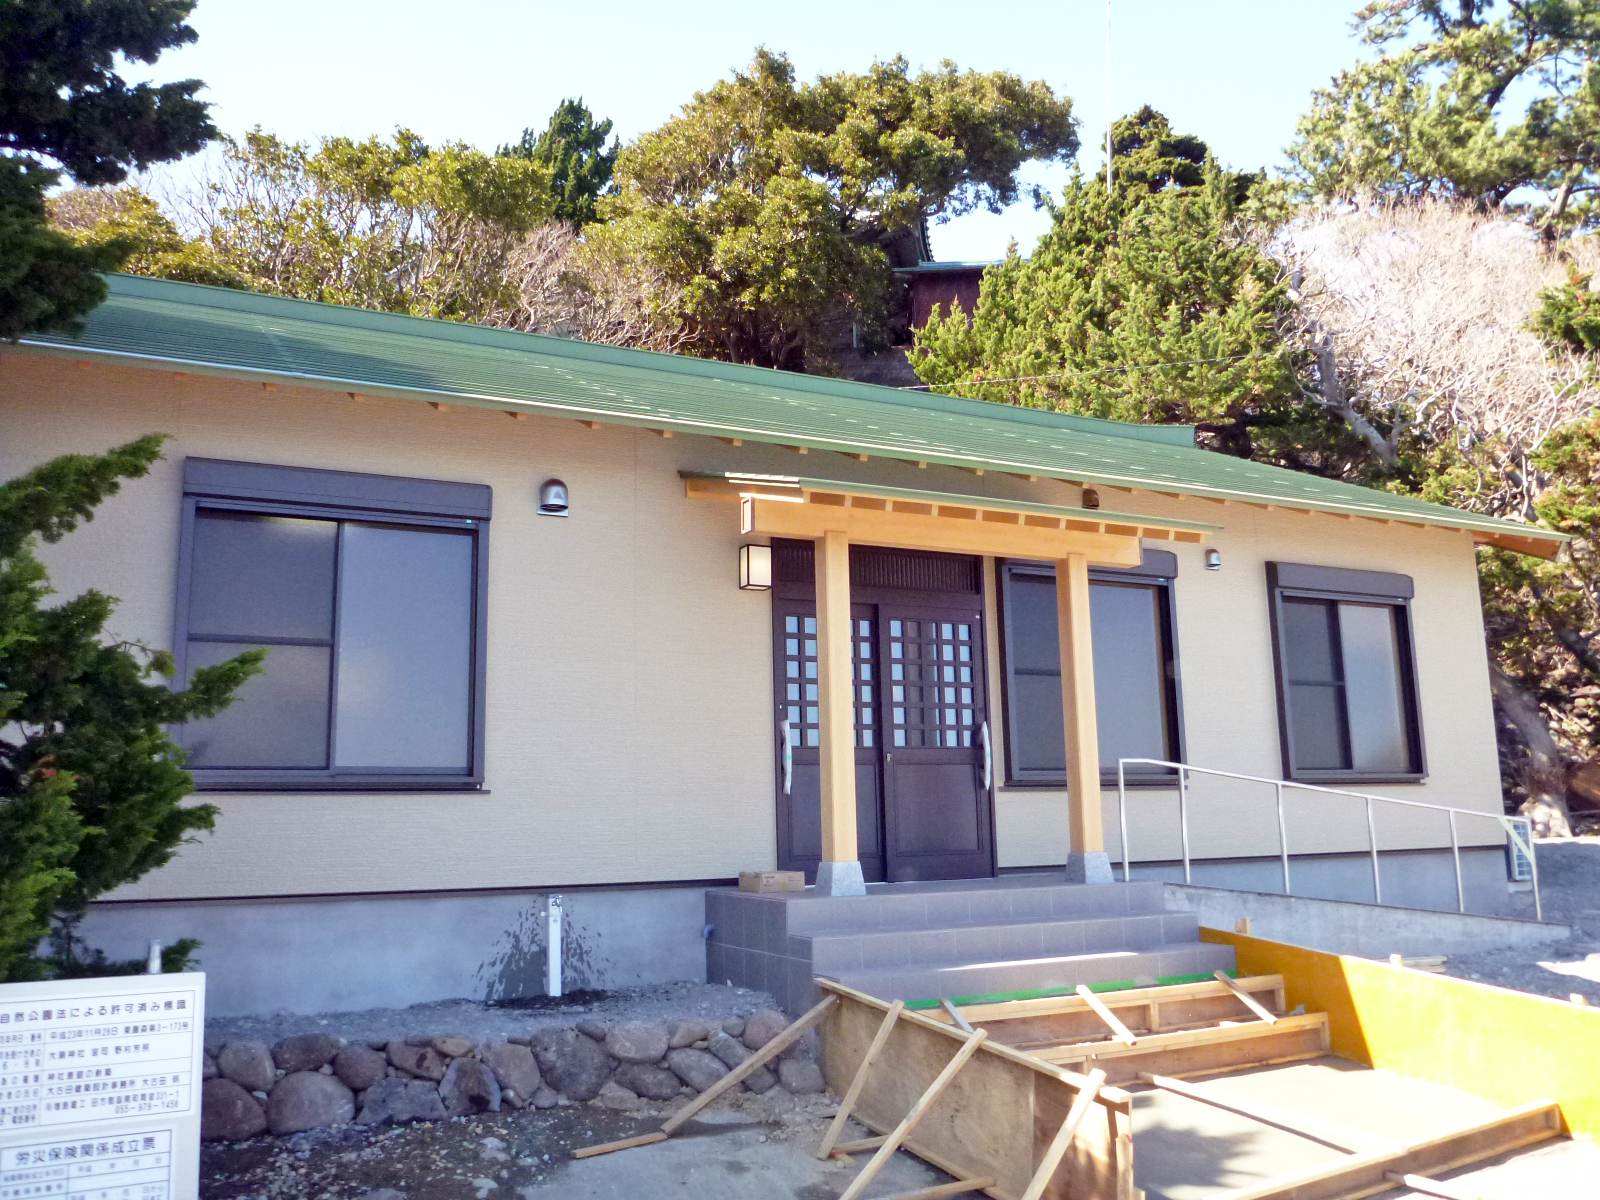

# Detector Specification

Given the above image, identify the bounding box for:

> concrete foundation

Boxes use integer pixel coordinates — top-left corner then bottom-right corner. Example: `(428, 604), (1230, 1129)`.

(1102, 846), (1519, 916)
(73, 884), (710, 1017)
(1163, 882), (1569, 960)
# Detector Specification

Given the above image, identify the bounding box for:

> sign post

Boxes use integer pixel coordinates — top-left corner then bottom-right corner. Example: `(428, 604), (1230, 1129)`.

(1, 973), (205, 1200)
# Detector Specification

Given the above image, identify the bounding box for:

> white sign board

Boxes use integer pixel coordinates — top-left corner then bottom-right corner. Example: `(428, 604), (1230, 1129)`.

(0, 972), (204, 1200)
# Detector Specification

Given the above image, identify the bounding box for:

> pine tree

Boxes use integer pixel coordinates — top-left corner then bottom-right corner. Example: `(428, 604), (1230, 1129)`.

(910, 109), (1358, 470)
(0, 437), (262, 980)
(501, 99), (618, 227)
(0, 1), (216, 336)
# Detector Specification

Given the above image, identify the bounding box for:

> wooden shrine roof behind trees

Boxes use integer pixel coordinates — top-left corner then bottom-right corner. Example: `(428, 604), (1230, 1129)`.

(16, 273), (1567, 558)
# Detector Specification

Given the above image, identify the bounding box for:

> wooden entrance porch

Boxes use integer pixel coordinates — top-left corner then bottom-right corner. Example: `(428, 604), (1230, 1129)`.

(687, 471), (1216, 893)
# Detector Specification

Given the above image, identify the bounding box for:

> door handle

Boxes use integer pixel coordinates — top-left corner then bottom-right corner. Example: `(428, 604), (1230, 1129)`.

(980, 720), (992, 791)
(779, 717), (793, 796)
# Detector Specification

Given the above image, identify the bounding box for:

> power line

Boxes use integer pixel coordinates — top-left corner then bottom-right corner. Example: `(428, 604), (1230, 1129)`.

(900, 353), (1259, 392)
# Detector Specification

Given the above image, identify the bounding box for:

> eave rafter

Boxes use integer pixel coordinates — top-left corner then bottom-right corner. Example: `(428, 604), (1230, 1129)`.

(683, 472), (1216, 566)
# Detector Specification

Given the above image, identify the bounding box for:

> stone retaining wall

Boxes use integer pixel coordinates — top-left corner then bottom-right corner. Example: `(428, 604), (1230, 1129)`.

(200, 1011), (824, 1141)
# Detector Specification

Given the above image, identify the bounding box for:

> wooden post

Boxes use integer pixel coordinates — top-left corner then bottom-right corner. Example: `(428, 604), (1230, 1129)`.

(1056, 553), (1108, 879)
(815, 529), (864, 894)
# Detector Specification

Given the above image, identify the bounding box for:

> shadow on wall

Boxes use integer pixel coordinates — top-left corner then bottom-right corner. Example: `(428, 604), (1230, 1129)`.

(476, 898), (616, 1001)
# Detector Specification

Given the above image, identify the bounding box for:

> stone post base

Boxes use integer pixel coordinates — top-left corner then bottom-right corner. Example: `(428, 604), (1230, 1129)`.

(1064, 851), (1114, 884)
(814, 860), (868, 896)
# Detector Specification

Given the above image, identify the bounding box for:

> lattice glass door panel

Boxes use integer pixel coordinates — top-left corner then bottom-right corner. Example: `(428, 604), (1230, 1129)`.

(887, 617), (978, 748)
(781, 614), (877, 748)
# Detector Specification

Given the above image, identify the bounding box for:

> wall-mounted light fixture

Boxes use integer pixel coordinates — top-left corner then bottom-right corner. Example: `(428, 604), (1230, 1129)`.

(739, 543), (773, 590)
(1205, 547), (1222, 571)
(1081, 488), (1100, 510)
(538, 478), (569, 517)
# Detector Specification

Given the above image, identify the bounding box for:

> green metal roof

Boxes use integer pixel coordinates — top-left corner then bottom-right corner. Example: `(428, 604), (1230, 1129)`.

(14, 274), (1565, 556)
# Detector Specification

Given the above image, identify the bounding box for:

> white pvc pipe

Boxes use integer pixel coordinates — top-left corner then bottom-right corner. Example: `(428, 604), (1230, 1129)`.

(545, 895), (564, 998)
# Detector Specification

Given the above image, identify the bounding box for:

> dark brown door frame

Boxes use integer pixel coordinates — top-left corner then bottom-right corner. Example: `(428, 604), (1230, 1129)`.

(770, 541), (997, 883)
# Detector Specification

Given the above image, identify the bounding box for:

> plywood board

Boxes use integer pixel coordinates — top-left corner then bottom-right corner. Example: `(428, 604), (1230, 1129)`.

(819, 980), (1131, 1200)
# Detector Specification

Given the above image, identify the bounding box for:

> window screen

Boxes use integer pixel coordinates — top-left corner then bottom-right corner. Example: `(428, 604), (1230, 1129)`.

(999, 558), (1181, 785)
(1269, 563), (1421, 780)
(175, 459), (489, 789)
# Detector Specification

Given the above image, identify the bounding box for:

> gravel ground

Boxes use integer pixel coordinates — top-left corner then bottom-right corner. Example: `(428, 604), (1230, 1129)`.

(1446, 836), (1600, 1003)
(204, 981), (775, 1050)
(198, 1087), (933, 1200)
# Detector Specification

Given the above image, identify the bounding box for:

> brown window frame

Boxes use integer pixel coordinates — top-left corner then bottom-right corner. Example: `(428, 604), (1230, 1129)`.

(173, 458), (491, 792)
(1266, 562), (1426, 785)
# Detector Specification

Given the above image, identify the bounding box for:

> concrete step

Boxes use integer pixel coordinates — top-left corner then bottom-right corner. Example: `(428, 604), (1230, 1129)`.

(830, 940), (1237, 1007)
(802, 911), (1201, 974)
(778, 880), (1169, 936)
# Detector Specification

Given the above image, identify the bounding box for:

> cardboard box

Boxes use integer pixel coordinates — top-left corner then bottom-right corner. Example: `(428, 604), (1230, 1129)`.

(739, 870), (806, 893)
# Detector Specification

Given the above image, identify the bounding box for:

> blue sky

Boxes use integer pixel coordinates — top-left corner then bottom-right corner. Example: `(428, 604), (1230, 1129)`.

(133, 0), (1369, 260)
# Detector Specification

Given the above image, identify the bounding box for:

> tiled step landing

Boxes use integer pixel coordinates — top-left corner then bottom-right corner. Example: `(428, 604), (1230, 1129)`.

(705, 875), (1236, 1014)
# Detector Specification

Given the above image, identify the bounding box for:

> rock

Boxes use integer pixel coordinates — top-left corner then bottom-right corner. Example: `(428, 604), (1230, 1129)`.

(355, 1077), (448, 1126)
(386, 1040), (447, 1082)
(431, 1035), (476, 1059)
(721, 1018), (745, 1038)
(611, 1062), (681, 1102)
(604, 1022), (669, 1064)
(476, 1041), (540, 1102)
(271, 1032), (342, 1073)
(705, 1031), (776, 1093)
(359, 1191), (406, 1200)
(333, 1044), (388, 1092)
(575, 1020), (610, 1042)
(531, 1086), (561, 1109)
(202, 1055), (218, 1081)
(216, 1041), (276, 1093)
(439, 1056), (501, 1117)
(777, 1058), (825, 1095)
(267, 1071), (355, 1135)
(665, 1047), (728, 1093)
(507, 1034), (531, 1046)
(667, 1020), (710, 1049)
(530, 1029), (612, 1102)
(201, 1078), (267, 1141)
(203, 1035), (226, 1058)
(741, 1009), (790, 1051)
(596, 1081), (641, 1111)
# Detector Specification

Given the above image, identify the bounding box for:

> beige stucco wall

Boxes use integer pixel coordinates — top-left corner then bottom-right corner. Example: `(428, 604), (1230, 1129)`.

(0, 350), (1506, 899)
(987, 490), (1505, 868)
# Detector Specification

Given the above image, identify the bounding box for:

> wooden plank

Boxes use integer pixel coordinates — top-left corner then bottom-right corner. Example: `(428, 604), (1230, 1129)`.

(1211, 1100), (1561, 1200)
(1215, 971), (1279, 1025)
(1040, 1014), (1332, 1085)
(661, 995), (837, 1134)
(571, 1131), (667, 1159)
(1038, 1013), (1328, 1064)
(837, 1030), (989, 1200)
(1075, 986), (1137, 1045)
(881, 1179), (998, 1200)
(1137, 1072), (1399, 1153)
(1020, 1068), (1107, 1200)
(831, 1135), (890, 1156)
(818, 979), (1132, 1199)
(930, 977), (1284, 1027)
(818, 999), (904, 1158)
(1383, 1171), (1488, 1200)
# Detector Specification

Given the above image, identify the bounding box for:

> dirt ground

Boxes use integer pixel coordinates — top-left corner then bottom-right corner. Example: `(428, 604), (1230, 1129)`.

(1450, 836), (1600, 1003)
(198, 1091), (949, 1200)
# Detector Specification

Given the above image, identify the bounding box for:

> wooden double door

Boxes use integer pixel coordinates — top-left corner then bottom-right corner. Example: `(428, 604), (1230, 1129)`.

(771, 541), (995, 883)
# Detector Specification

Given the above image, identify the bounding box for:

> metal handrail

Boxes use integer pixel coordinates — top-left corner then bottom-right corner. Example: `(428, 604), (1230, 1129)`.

(1115, 759), (1542, 922)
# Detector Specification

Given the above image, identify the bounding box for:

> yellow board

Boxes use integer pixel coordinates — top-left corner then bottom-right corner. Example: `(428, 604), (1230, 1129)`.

(1201, 927), (1600, 1138)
